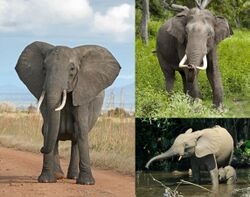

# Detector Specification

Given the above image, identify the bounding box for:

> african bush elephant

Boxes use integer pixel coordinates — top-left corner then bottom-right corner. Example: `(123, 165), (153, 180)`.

(145, 126), (234, 189)
(218, 165), (237, 184)
(156, 3), (233, 108)
(15, 41), (121, 184)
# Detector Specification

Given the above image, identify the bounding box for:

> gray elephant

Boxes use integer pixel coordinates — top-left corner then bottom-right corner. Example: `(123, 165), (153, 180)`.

(218, 165), (237, 184)
(156, 1), (233, 108)
(15, 41), (121, 184)
(145, 126), (234, 189)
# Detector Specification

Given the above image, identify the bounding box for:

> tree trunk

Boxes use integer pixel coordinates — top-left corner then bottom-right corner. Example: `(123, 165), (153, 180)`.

(141, 0), (150, 45)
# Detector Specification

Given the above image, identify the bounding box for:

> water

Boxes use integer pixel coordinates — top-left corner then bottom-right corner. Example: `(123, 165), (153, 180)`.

(136, 169), (250, 197)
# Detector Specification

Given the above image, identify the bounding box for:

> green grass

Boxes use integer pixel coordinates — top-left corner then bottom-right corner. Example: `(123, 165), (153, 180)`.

(136, 29), (250, 117)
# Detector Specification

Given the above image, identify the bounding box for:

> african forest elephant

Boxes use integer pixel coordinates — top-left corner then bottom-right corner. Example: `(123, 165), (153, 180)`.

(218, 165), (237, 184)
(145, 126), (234, 189)
(156, 5), (233, 108)
(15, 41), (121, 184)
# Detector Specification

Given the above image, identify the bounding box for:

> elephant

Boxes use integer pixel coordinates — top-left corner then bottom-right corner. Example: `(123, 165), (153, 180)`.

(145, 125), (234, 189)
(15, 41), (121, 184)
(156, 3), (233, 108)
(218, 165), (237, 184)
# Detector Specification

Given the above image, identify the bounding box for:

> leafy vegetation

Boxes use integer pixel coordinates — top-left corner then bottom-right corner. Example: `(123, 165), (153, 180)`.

(136, 30), (250, 117)
(136, 0), (250, 28)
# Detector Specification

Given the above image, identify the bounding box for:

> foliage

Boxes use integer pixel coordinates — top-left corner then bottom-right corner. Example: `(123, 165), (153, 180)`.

(136, 30), (250, 117)
(107, 107), (131, 117)
(136, 0), (250, 28)
(136, 118), (250, 171)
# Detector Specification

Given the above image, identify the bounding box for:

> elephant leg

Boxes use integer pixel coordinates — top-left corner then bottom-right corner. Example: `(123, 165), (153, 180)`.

(74, 106), (95, 185)
(206, 49), (224, 108)
(164, 69), (175, 93)
(53, 141), (64, 179)
(67, 140), (79, 179)
(179, 70), (187, 93)
(205, 154), (219, 190)
(157, 53), (175, 93)
(38, 112), (56, 183)
(186, 79), (201, 99)
(210, 168), (219, 190)
(191, 157), (201, 184)
(38, 151), (56, 183)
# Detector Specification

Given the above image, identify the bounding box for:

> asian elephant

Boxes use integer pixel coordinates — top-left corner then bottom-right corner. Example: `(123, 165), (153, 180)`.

(156, 5), (233, 108)
(15, 41), (121, 184)
(145, 126), (234, 189)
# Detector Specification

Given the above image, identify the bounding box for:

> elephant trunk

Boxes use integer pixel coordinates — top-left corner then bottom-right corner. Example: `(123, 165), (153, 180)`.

(185, 35), (207, 70)
(145, 149), (176, 169)
(41, 91), (62, 154)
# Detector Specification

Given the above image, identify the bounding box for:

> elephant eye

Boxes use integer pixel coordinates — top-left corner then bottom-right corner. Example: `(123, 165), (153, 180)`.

(69, 63), (75, 71)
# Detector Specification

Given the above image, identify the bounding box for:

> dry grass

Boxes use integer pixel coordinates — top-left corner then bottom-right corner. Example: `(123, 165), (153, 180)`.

(0, 112), (135, 175)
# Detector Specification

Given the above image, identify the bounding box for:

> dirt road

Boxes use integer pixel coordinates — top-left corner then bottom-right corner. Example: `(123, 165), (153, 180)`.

(0, 147), (135, 197)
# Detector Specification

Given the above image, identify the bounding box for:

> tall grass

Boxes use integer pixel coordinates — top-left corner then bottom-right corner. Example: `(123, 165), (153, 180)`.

(0, 112), (134, 175)
(136, 29), (250, 117)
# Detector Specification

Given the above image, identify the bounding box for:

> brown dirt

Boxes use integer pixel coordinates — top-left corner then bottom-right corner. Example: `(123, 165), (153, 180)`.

(0, 146), (135, 197)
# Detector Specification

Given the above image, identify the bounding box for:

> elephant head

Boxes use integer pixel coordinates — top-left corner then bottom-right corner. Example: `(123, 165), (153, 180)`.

(166, 8), (232, 82)
(15, 41), (121, 154)
(145, 126), (233, 168)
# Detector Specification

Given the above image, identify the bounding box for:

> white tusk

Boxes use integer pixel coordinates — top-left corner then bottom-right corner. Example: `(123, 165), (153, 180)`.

(179, 54), (188, 68)
(37, 90), (45, 112)
(55, 90), (67, 111)
(178, 156), (182, 161)
(196, 55), (207, 70)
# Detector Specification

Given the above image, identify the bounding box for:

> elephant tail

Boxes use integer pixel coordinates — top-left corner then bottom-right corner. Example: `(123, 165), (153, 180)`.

(228, 150), (234, 165)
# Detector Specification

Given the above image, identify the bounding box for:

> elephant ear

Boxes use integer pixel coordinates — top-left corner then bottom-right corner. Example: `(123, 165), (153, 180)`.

(214, 16), (233, 44)
(72, 46), (121, 106)
(166, 10), (188, 44)
(194, 129), (221, 158)
(15, 41), (54, 99)
(185, 128), (193, 134)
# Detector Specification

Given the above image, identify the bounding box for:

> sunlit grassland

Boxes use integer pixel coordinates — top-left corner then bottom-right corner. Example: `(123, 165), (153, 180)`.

(0, 112), (135, 175)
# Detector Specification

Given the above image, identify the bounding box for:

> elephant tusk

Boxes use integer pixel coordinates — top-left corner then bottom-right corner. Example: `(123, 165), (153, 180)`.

(179, 54), (188, 68)
(55, 90), (67, 111)
(37, 90), (45, 112)
(196, 55), (207, 70)
(178, 156), (182, 161)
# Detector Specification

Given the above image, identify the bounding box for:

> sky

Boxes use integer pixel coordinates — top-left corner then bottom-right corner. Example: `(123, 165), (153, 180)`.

(0, 0), (135, 91)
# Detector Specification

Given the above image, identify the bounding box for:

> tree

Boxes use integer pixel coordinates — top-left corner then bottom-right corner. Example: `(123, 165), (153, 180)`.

(140, 0), (150, 44)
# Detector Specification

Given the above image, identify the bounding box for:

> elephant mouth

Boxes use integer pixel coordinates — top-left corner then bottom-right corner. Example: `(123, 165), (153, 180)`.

(179, 54), (207, 70)
(37, 90), (67, 112)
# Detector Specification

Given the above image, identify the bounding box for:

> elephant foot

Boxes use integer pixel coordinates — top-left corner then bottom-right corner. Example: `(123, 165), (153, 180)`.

(67, 171), (79, 180)
(76, 172), (95, 185)
(54, 171), (64, 180)
(38, 170), (57, 183)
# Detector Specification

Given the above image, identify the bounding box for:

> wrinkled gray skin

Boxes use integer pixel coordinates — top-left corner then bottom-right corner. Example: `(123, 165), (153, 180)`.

(157, 8), (233, 107)
(218, 165), (237, 184)
(145, 126), (234, 189)
(15, 41), (120, 185)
